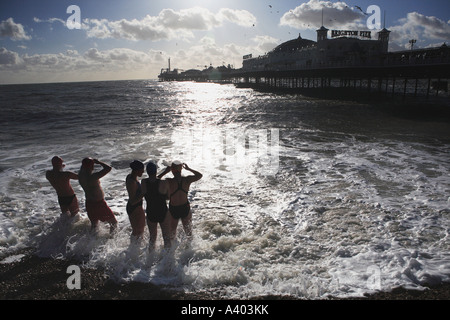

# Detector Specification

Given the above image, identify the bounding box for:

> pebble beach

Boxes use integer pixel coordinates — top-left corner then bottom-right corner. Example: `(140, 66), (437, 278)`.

(1, 250), (449, 301)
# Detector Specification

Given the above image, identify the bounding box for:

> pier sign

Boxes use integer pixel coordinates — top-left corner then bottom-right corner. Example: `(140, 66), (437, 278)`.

(331, 30), (372, 39)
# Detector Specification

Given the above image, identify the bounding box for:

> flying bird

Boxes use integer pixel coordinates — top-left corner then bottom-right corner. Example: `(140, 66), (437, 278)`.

(355, 5), (369, 15)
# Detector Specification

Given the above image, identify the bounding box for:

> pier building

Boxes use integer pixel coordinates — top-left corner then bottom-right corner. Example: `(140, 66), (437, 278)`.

(158, 25), (449, 99)
(242, 26), (390, 71)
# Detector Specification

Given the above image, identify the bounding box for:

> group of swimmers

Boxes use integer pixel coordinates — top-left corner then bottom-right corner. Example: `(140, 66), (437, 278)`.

(45, 156), (202, 250)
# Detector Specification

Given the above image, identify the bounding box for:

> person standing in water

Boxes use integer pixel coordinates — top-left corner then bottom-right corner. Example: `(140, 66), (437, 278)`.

(78, 158), (117, 233)
(125, 160), (146, 242)
(46, 156), (80, 218)
(141, 161), (171, 251)
(167, 161), (202, 242)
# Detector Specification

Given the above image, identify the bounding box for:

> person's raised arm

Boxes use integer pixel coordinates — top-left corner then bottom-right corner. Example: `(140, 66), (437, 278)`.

(157, 166), (171, 179)
(183, 163), (202, 183)
(67, 171), (79, 180)
(92, 159), (112, 179)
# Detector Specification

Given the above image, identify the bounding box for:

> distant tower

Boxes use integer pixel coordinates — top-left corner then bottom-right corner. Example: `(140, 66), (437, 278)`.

(316, 7), (328, 42)
(377, 11), (390, 53)
(317, 26), (329, 42)
(377, 28), (391, 53)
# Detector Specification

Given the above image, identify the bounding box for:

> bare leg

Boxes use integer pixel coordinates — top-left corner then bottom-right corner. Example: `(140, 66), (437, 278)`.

(181, 210), (193, 240)
(160, 211), (172, 249)
(108, 218), (118, 234)
(169, 214), (179, 244)
(91, 221), (99, 232)
(147, 221), (158, 251)
(129, 207), (146, 238)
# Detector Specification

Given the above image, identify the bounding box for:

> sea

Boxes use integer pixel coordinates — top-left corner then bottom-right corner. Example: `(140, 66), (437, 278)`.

(0, 79), (449, 299)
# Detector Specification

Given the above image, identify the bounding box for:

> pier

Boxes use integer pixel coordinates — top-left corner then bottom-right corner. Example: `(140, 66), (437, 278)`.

(159, 26), (450, 100)
(159, 57), (449, 100)
(228, 58), (450, 99)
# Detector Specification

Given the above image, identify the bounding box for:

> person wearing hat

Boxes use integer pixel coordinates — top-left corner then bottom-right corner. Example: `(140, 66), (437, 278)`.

(166, 161), (202, 242)
(46, 156), (80, 218)
(141, 161), (171, 250)
(78, 158), (117, 234)
(125, 160), (146, 242)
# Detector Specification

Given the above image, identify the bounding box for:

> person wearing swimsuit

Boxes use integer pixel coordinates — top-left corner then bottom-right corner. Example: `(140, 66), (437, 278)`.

(167, 161), (202, 242)
(141, 161), (171, 250)
(79, 158), (117, 234)
(46, 156), (80, 219)
(125, 160), (146, 242)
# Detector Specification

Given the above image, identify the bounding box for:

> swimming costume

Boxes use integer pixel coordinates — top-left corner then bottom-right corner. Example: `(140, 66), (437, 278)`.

(144, 179), (168, 223)
(126, 200), (143, 215)
(126, 176), (143, 215)
(169, 179), (188, 199)
(169, 178), (190, 219)
(169, 202), (190, 220)
(58, 194), (79, 216)
(85, 199), (116, 223)
(58, 194), (76, 206)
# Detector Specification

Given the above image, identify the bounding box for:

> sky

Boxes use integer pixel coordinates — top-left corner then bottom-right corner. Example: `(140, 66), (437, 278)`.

(0, 0), (449, 84)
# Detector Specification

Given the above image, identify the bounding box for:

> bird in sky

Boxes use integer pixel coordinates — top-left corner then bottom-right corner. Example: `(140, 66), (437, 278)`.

(355, 5), (369, 15)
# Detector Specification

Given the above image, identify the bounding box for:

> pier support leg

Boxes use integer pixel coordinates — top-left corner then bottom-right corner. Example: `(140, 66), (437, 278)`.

(403, 78), (408, 99)
(414, 78), (418, 97)
(392, 77), (396, 97)
(436, 78), (440, 97)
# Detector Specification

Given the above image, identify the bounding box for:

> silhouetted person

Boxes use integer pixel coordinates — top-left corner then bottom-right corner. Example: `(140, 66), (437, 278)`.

(46, 156), (79, 218)
(79, 158), (117, 233)
(126, 160), (146, 242)
(167, 161), (202, 242)
(141, 161), (171, 251)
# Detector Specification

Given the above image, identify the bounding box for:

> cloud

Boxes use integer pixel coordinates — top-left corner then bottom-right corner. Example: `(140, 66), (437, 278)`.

(167, 36), (249, 70)
(389, 12), (450, 49)
(84, 47), (150, 65)
(33, 17), (66, 26)
(0, 47), (22, 65)
(251, 35), (280, 55)
(217, 8), (257, 27)
(280, 0), (365, 30)
(82, 7), (256, 41)
(0, 18), (31, 41)
(0, 39), (252, 83)
(0, 46), (172, 83)
(0, 47), (159, 72)
(30, 7), (255, 42)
